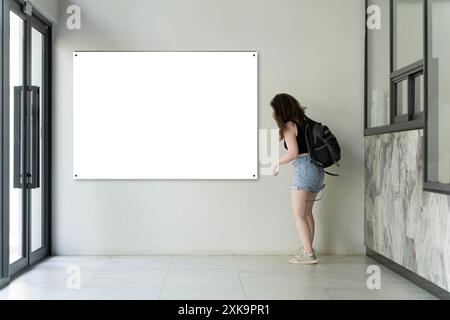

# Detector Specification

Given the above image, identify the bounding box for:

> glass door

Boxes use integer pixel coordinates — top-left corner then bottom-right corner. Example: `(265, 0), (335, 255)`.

(0, 0), (8, 288)
(29, 15), (49, 266)
(8, 2), (27, 274)
(5, 0), (51, 277)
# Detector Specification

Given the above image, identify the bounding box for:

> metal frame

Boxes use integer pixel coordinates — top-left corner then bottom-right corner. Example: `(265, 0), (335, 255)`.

(0, 0), (9, 290)
(391, 0), (425, 125)
(8, 0), (28, 275)
(423, 0), (450, 195)
(390, 60), (424, 124)
(365, 1), (450, 195)
(1, 0), (52, 281)
(28, 11), (50, 267)
(364, 0), (425, 136)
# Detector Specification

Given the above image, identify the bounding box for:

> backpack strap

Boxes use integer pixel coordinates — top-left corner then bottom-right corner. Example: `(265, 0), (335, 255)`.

(304, 121), (313, 155)
(325, 170), (339, 177)
(305, 184), (326, 202)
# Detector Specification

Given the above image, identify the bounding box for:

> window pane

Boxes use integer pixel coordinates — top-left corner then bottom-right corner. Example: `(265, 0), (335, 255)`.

(394, 0), (424, 70)
(9, 11), (25, 264)
(367, 0), (390, 128)
(396, 79), (408, 116)
(414, 74), (424, 113)
(427, 0), (450, 185)
(31, 28), (44, 252)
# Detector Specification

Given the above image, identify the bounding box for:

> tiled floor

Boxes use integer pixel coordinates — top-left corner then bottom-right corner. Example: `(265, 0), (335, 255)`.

(0, 255), (438, 300)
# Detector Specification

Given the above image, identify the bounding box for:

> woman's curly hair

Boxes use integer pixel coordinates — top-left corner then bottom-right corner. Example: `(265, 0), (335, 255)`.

(271, 93), (307, 140)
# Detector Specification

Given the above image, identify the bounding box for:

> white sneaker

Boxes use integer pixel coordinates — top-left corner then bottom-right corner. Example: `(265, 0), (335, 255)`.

(288, 251), (318, 265)
(288, 247), (305, 260)
(288, 247), (316, 260)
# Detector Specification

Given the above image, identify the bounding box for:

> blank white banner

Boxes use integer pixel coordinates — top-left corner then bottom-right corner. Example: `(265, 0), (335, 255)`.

(73, 51), (258, 180)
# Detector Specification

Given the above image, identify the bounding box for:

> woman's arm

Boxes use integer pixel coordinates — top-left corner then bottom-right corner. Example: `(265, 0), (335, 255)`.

(273, 122), (299, 176)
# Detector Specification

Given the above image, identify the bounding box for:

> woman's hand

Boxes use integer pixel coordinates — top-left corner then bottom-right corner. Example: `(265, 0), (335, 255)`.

(272, 162), (280, 176)
(272, 122), (300, 176)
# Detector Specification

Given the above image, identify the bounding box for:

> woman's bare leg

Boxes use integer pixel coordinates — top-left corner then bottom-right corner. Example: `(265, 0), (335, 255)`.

(305, 192), (318, 247)
(291, 189), (313, 254)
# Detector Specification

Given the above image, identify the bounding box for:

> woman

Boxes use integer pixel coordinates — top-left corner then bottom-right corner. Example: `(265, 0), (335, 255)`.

(271, 93), (325, 265)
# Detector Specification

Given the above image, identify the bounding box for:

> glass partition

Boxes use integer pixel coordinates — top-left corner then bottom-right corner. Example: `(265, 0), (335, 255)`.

(31, 27), (44, 253)
(426, 0), (450, 190)
(365, 0), (425, 134)
(393, 0), (424, 70)
(366, 0), (391, 128)
(9, 10), (25, 265)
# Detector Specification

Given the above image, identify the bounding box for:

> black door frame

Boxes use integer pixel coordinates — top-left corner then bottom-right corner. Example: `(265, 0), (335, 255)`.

(0, 0), (7, 290)
(1, 0), (52, 281)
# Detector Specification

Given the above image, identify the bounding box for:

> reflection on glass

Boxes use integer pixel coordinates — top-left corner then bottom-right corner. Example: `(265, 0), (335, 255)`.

(367, 0), (391, 128)
(31, 28), (44, 252)
(396, 80), (408, 116)
(9, 12), (25, 264)
(415, 74), (424, 113)
(394, 0), (424, 70)
(427, 0), (450, 185)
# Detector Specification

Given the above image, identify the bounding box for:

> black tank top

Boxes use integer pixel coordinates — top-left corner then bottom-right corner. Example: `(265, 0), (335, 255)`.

(284, 120), (309, 154)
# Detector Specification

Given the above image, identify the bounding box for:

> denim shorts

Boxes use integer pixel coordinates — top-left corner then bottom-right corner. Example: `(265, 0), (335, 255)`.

(291, 154), (325, 193)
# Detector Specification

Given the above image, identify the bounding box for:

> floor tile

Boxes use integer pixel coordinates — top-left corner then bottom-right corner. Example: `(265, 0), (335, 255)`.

(99, 259), (170, 272)
(171, 256), (236, 270)
(0, 255), (439, 300)
(109, 256), (171, 262)
(244, 286), (332, 300)
(35, 256), (110, 272)
(12, 266), (98, 290)
(302, 263), (377, 274)
(312, 275), (407, 289)
(234, 255), (288, 264)
(325, 287), (420, 300)
(74, 286), (161, 300)
(317, 255), (377, 265)
(238, 264), (315, 279)
(0, 281), (78, 300)
(84, 273), (167, 289)
(160, 285), (245, 300)
(398, 282), (440, 300)
(241, 276), (320, 291)
(165, 268), (241, 287)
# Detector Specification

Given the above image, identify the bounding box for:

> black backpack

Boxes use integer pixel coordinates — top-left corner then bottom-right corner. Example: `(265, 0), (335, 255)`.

(304, 117), (341, 176)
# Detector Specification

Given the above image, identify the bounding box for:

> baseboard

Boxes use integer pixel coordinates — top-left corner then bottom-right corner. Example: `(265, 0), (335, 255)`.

(0, 277), (10, 290)
(366, 247), (450, 300)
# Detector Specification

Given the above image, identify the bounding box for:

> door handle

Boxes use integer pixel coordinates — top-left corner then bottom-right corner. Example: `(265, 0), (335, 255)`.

(13, 86), (25, 189)
(27, 86), (40, 189)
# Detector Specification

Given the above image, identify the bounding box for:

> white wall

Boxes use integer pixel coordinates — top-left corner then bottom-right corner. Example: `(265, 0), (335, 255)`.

(53, 0), (365, 255)
(32, 0), (58, 22)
